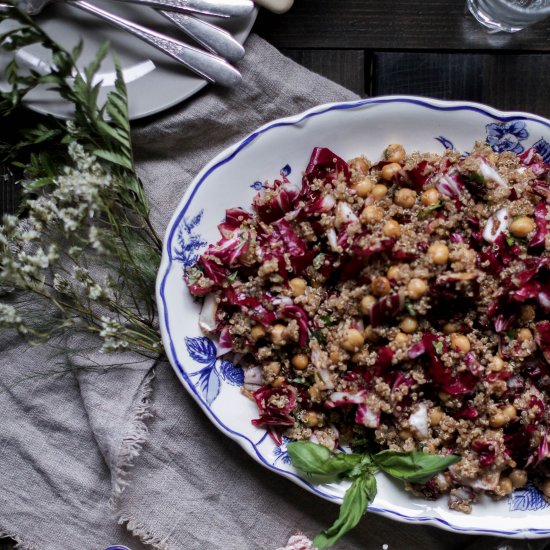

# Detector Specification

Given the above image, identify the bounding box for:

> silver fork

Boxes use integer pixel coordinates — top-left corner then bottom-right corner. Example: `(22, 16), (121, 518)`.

(16, 0), (243, 86)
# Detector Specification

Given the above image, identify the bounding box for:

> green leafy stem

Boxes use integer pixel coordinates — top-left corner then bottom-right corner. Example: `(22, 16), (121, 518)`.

(287, 441), (460, 548)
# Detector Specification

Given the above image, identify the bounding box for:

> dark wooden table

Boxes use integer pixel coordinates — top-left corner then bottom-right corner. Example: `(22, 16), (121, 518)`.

(256, 0), (550, 116)
(2, 1), (550, 548)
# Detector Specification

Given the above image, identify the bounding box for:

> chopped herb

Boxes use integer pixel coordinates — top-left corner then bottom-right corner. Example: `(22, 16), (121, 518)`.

(506, 236), (516, 247)
(405, 301), (416, 317)
(227, 271), (239, 282)
(312, 328), (326, 344)
(320, 314), (334, 325)
(433, 340), (443, 355)
(418, 202), (443, 220)
(506, 328), (517, 341)
(468, 171), (485, 185)
(289, 377), (310, 386)
(313, 253), (325, 270)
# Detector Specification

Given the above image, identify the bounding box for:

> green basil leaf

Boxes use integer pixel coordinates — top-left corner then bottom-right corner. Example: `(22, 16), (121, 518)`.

(313, 473), (377, 548)
(287, 441), (361, 476)
(373, 450), (460, 484)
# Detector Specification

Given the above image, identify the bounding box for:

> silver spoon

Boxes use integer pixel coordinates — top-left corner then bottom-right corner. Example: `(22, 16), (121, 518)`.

(158, 11), (245, 61)
(22, 0), (255, 17)
(17, 0), (242, 86)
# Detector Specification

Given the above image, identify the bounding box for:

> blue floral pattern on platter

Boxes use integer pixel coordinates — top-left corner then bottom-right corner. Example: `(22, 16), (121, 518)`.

(434, 135), (455, 150)
(533, 137), (550, 163)
(184, 336), (242, 405)
(509, 484), (550, 512)
(273, 436), (293, 465)
(250, 164), (292, 190)
(250, 180), (263, 190)
(174, 209), (207, 268)
(486, 120), (529, 154)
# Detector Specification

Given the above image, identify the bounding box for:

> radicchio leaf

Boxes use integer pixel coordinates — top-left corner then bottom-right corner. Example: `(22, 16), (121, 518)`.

(251, 385), (297, 427)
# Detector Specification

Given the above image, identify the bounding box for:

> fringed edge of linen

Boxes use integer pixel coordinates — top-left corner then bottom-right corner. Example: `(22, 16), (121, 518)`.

(116, 513), (174, 550)
(109, 366), (156, 510)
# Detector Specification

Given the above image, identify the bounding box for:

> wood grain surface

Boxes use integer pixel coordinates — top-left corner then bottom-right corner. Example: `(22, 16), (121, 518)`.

(256, 0), (550, 50)
(372, 52), (550, 118)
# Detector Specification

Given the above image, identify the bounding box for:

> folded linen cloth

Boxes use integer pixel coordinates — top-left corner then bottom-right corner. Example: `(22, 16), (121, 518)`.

(0, 34), (530, 550)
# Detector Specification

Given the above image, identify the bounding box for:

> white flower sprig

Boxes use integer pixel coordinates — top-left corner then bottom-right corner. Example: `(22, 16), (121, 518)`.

(0, 143), (162, 355)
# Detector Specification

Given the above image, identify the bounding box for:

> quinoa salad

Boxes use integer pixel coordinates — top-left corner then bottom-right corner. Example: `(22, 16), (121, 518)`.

(185, 142), (550, 513)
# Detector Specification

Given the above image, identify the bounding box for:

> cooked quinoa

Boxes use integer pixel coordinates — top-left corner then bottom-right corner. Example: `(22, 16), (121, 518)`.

(186, 142), (550, 513)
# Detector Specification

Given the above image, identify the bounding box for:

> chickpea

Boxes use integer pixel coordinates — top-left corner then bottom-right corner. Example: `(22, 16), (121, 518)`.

(371, 276), (391, 297)
(509, 469), (528, 489)
(502, 404), (517, 420)
(380, 162), (402, 181)
(383, 219), (401, 237)
(394, 188), (417, 208)
(518, 328), (533, 342)
(439, 391), (451, 402)
(509, 216), (535, 238)
(303, 411), (322, 428)
(520, 304), (536, 322)
(489, 356), (505, 372)
(251, 325), (266, 341)
(264, 361), (281, 376)
(364, 325), (380, 342)
(489, 413), (509, 428)
(407, 278), (427, 300)
(421, 188), (440, 206)
(451, 333), (471, 353)
(308, 384), (322, 402)
(384, 143), (406, 164)
(498, 477), (514, 495)
(387, 265), (401, 280)
(329, 350), (342, 363)
(292, 353), (309, 370)
(394, 332), (412, 346)
(443, 323), (460, 335)
(271, 376), (286, 388)
(372, 183), (389, 200)
(342, 329), (365, 352)
(353, 177), (374, 198)
(289, 277), (307, 297)
(400, 316), (418, 334)
(360, 295), (376, 315)
(542, 479), (550, 498)
(428, 242), (449, 265)
(430, 407), (443, 427)
(360, 204), (384, 225)
(399, 429), (413, 440)
(270, 323), (287, 345)
(349, 157), (370, 174)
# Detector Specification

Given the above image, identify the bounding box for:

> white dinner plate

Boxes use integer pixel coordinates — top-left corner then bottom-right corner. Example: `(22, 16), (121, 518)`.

(0, 3), (257, 119)
(156, 96), (550, 539)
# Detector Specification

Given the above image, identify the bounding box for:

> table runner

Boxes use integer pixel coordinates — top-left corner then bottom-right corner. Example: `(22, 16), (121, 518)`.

(0, 34), (534, 550)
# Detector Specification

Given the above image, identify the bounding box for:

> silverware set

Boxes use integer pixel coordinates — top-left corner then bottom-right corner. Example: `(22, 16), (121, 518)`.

(14, 0), (256, 86)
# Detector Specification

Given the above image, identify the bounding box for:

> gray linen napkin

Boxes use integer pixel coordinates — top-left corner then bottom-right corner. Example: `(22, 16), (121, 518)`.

(0, 34), (538, 550)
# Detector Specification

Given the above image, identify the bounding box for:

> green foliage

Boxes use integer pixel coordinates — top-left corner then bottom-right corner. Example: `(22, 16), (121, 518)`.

(0, 2), (163, 358)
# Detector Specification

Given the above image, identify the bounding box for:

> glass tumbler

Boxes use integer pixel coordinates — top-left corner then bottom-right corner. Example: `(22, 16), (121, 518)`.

(467, 0), (550, 32)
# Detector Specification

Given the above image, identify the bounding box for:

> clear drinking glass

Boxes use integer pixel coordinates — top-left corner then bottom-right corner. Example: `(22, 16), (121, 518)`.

(467, 0), (550, 32)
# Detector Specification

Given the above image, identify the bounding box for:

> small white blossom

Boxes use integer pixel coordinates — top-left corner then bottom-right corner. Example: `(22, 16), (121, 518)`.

(53, 274), (72, 295)
(88, 225), (104, 251)
(99, 315), (129, 353)
(0, 303), (28, 335)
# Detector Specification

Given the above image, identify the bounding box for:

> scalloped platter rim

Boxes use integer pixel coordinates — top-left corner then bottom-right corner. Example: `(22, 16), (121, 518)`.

(156, 96), (550, 539)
